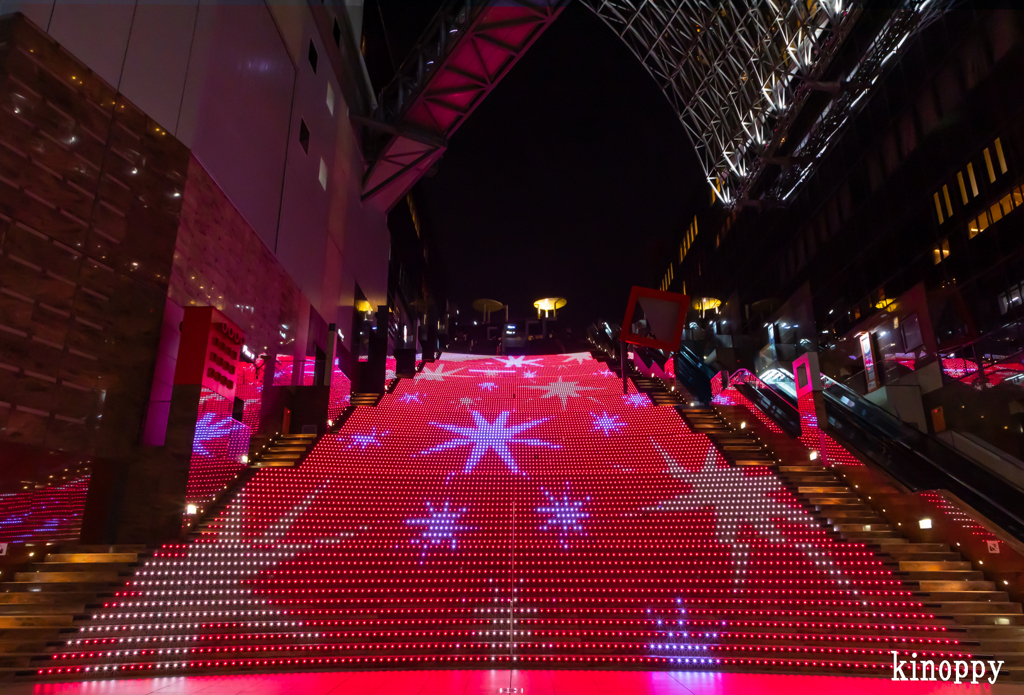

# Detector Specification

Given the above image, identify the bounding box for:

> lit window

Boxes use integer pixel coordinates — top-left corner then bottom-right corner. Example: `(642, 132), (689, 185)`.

(995, 137), (1008, 174)
(933, 192), (944, 224)
(999, 293), (1009, 315)
(326, 82), (335, 115)
(1011, 286), (1022, 306)
(967, 162), (979, 197)
(990, 199), (1003, 224)
(969, 211), (989, 238)
(319, 157), (328, 190)
(1013, 186), (1024, 208)
(999, 193), (1014, 216)
(984, 148), (996, 183)
(942, 184), (953, 216)
(932, 239), (950, 264)
(957, 172), (968, 204)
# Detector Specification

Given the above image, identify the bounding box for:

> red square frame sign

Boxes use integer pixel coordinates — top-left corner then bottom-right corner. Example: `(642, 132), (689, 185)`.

(620, 286), (689, 352)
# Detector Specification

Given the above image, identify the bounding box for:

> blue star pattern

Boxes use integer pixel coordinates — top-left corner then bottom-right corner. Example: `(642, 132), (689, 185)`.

(406, 500), (470, 558)
(646, 598), (722, 667)
(347, 427), (388, 450)
(420, 411), (559, 475)
(537, 482), (590, 549)
(479, 382), (497, 391)
(399, 393), (422, 403)
(591, 412), (626, 436)
(193, 412), (246, 457)
(623, 393), (649, 408)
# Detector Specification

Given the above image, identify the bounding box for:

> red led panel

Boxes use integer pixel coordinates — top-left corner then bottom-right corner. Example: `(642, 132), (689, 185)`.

(184, 388), (252, 513)
(45, 353), (966, 677)
(0, 474), (89, 544)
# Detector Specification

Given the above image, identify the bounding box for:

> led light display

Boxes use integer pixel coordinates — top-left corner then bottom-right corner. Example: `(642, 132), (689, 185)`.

(45, 353), (967, 677)
(0, 474), (90, 544)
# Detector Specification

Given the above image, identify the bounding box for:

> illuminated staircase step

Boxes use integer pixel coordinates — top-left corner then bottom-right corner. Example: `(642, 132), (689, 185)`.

(920, 590), (1010, 602)
(13, 572), (125, 583)
(903, 570), (986, 581)
(932, 602), (1022, 614)
(949, 613), (1024, 626)
(0, 615), (75, 628)
(900, 560), (973, 571)
(918, 580), (997, 591)
(42, 553), (139, 564)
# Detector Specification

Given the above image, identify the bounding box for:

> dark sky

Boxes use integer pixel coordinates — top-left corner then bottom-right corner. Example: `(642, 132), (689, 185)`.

(375, 1), (705, 329)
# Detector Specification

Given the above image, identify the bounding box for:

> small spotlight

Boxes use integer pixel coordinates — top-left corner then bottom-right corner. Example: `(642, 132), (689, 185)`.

(919, 518), (932, 529)
(186, 504), (197, 516)
(809, 451), (818, 461)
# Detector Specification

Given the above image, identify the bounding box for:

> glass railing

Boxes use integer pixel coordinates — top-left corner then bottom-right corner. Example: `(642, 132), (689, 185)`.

(757, 368), (1024, 540)
(674, 346), (714, 404)
(726, 369), (801, 438)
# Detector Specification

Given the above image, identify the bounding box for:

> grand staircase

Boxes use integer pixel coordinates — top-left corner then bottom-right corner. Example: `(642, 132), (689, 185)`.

(0, 546), (148, 678)
(248, 433), (318, 468)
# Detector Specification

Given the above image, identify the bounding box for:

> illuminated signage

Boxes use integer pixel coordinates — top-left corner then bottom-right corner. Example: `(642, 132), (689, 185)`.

(174, 307), (247, 400)
(860, 332), (880, 392)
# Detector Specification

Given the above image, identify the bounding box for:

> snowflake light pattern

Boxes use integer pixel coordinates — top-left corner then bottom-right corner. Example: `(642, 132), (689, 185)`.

(649, 441), (847, 584)
(347, 428), (388, 450)
(537, 482), (590, 549)
(523, 377), (602, 409)
(406, 500), (470, 558)
(591, 411), (626, 436)
(419, 411), (559, 475)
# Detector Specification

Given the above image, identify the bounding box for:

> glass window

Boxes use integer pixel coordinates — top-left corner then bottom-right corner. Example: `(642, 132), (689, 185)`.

(984, 148), (997, 183)
(990, 200), (1003, 224)
(957, 172), (969, 204)
(995, 138), (1008, 174)
(1013, 186), (1024, 209)
(967, 163), (979, 197)
(943, 185), (954, 216)
(1011, 286), (1022, 306)
(1000, 293), (1010, 315)
(933, 192), (944, 223)
(1000, 194), (1014, 216)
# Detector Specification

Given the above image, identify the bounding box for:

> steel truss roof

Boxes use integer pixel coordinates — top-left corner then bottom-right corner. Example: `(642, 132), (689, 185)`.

(581, 0), (943, 208)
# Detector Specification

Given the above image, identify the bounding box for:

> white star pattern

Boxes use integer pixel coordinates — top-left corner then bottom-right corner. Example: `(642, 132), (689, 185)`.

(591, 412), (626, 436)
(419, 411), (560, 475)
(562, 353), (590, 365)
(405, 500), (470, 558)
(479, 382), (497, 391)
(522, 369), (538, 380)
(469, 368), (515, 377)
(347, 427), (388, 450)
(537, 482), (590, 549)
(495, 356), (543, 369)
(523, 378), (603, 409)
(648, 441), (847, 584)
(418, 364), (464, 381)
(623, 393), (649, 408)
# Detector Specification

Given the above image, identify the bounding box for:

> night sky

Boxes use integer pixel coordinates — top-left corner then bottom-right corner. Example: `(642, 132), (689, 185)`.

(374, 1), (706, 329)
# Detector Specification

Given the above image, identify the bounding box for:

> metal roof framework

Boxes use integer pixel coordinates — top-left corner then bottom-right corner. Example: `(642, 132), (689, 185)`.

(580, 0), (943, 208)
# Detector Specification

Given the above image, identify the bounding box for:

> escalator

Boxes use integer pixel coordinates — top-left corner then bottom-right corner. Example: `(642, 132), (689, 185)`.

(673, 345), (715, 405)
(753, 367), (1024, 541)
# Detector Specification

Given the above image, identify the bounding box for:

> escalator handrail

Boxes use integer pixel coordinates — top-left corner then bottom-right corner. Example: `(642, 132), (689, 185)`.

(814, 374), (1024, 533)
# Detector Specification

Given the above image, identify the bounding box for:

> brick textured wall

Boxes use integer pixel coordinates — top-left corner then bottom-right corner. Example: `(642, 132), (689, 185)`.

(0, 14), (190, 457)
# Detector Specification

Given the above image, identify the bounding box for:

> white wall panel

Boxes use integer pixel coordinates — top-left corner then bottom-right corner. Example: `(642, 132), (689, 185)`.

(118, 0), (198, 133)
(47, 0), (135, 88)
(177, 0), (294, 253)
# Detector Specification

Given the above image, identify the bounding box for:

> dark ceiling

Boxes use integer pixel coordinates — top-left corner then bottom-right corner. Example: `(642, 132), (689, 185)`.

(367, 1), (706, 330)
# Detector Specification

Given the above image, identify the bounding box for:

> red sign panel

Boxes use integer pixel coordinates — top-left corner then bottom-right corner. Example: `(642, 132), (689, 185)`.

(173, 307), (246, 400)
(620, 286), (689, 353)
(859, 332), (880, 393)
